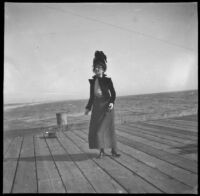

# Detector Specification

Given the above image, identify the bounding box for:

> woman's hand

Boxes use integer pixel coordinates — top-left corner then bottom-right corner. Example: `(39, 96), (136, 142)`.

(108, 103), (114, 112)
(84, 108), (90, 115)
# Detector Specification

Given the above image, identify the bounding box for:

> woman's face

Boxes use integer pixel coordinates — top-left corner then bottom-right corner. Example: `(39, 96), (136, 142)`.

(94, 65), (104, 76)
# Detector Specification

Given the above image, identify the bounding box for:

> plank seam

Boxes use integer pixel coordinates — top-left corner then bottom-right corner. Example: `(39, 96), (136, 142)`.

(63, 131), (129, 193)
(148, 121), (197, 133)
(116, 132), (194, 161)
(135, 122), (196, 138)
(10, 137), (24, 193)
(80, 128), (197, 175)
(142, 122), (197, 139)
(56, 136), (97, 193)
(72, 130), (165, 193)
(126, 124), (196, 143)
(67, 130), (161, 193)
(33, 136), (38, 193)
(120, 124), (188, 144)
(44, 137), (67, 193)
(116, 127), (179, 148)
(158, 119), (197, 127)
(4, 137), (16, 159)
(80, 128), (197, 173)
(116, 128), (192, 156)
(116, 148), (194, 188)
(78, 129), (197, 175)
(117, 134), (197, 174)
(117, 124), (185, 144)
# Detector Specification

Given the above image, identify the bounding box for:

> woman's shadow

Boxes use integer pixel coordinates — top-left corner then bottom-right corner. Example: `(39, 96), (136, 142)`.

(33, 136), (97, 162)
(4, 153), (97, 162)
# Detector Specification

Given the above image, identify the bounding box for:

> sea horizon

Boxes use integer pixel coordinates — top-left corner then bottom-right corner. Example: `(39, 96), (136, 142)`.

(4, 89), (197, 132)
(4, 89), (197, 107)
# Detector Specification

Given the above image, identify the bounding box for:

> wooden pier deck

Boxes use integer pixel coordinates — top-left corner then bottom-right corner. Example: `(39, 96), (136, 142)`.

(3, 114), (198, 193)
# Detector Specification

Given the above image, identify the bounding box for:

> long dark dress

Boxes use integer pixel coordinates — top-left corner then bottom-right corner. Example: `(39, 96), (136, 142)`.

(88, 97), (117, 149)
(86, 75), (117, 150)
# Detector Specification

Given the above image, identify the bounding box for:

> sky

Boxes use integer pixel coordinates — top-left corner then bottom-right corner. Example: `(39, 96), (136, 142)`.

(4, 3), (198, 104)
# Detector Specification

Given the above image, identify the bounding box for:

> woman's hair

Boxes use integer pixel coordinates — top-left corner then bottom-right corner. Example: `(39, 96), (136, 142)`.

(93, 50), (107, 72)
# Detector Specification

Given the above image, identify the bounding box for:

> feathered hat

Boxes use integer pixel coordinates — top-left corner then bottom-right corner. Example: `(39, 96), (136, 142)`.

(93, 50), (107, 71)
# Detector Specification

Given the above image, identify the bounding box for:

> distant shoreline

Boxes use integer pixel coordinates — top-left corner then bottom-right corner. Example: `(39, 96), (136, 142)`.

(4, 102), (43, 111)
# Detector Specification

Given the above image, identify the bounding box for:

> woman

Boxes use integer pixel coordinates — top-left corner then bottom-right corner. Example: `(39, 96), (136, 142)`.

(84, 51), (120, 159)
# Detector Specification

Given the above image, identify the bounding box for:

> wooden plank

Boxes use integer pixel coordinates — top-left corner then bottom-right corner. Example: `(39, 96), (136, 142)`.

(75, 131), (193, 193)
(173, 142), (197, 161)
(116, 134), (197, 174)
(85, 120), (197, 172)
(4, 137), (15, 158)
(148, 119), (197, 132)
(63, 131), (162, 193)
(76, 131), (184, 191)
(173, 115), (197, 122)
(57, 132), (128, 193)
(45, 137), (95, 193)
(145, 120), (197, 137)
(144, 121), (197, 138)
(116, 128), (196, 162)
(34, 135), (66, 193)
(182, 153), (197, 161)
(133, 122), (197, 141)
(117, 125), (181, 147)
(77, 129), (197, 188)
(119, 123), (187, 145)
(116, 129), (181, 155)
(3, 137), (23, 193)
(115, 144), (197, 192)
(126, 123), (194, 145)
(164, 118), (197, 128)
(12, 136), (37, 193)
(160, 119), (197, 131)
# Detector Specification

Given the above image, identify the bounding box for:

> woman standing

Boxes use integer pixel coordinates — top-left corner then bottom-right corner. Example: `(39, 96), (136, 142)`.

(84, 51), (120, 158)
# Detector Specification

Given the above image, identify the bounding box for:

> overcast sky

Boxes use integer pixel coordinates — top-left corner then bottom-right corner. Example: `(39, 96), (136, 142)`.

(4, 3), (197, 104)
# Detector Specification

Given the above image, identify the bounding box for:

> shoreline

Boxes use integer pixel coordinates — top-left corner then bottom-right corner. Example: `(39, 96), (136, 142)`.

(4, 102), (43, 111)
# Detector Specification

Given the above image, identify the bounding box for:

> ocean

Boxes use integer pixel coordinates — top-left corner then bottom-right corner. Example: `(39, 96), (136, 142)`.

(4, 90), (198, 132)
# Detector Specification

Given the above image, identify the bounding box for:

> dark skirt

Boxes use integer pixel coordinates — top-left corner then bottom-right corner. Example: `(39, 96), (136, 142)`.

(88, 96), (117, 150)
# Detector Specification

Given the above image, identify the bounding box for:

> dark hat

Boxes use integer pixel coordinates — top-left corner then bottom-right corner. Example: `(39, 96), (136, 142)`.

(93, 51), (107, 71)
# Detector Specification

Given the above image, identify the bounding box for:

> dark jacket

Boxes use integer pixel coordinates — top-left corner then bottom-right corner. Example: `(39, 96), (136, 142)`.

(85, 74), (116, 111)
